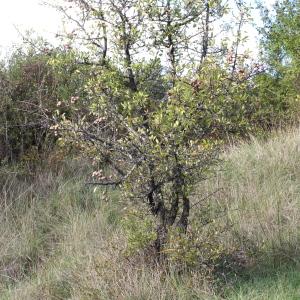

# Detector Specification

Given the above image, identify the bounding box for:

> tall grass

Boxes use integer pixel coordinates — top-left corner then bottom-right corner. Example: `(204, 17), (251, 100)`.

(0, 127), (300, 299)
(219, 127), (300, 264)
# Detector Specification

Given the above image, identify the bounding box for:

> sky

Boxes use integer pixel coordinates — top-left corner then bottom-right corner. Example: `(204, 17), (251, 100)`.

(0, 0), (276, 57)
(0, 0), (62, 55)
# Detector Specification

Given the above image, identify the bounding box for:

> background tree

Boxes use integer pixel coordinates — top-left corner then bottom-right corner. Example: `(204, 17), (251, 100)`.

(255, 0), (300, 125)
(0, 43), (57, 162)
(0, 39), (95, 163)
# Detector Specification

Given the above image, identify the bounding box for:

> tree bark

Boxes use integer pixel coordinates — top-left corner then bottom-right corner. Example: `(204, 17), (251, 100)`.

(177, 194), (190, 233)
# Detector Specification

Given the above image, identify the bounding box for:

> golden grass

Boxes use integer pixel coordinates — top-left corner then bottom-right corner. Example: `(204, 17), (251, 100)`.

(1, 127), (300, 299)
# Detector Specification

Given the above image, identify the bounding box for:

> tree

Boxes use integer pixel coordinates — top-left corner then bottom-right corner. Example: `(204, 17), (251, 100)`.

(255, 0), (300, 124)
(0, 39), (95, 163)
(50, 0), (259, 258)
(0, 44), (57, 162)
(260, 0), (300, 74)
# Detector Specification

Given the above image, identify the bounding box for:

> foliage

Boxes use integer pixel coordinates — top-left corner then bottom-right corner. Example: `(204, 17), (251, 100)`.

(260, 0), (300, 73)
(256, 0), (300, 125)
(164, 223), (225, 269)
(121, 208), (156, 255)
(0, 41), (95, 163)
(0, 43), (57, 162)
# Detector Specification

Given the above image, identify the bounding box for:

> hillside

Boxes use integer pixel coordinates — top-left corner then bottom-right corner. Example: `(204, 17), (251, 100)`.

(0, 127), (300, 299)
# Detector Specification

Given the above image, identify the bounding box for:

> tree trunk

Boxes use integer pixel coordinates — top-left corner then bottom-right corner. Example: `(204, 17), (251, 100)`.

(177, 194), (190, 233)
(154, 205), (168, 261)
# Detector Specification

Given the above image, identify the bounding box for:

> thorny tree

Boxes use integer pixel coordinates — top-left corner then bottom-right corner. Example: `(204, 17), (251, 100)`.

(50, 0), (255, 256)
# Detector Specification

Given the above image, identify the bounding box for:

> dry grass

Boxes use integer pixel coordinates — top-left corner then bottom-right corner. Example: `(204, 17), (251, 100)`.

(1, 127), (300, 299)
(209, 127), (300, 263)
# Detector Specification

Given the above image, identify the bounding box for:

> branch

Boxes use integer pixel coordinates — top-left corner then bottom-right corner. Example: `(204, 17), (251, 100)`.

(86, 160), (141, 187)
(190, 188), (223, 209)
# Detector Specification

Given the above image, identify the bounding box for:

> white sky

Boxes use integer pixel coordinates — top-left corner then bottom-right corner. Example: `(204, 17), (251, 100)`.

(0, 0), (276, 57)
(0, 0), (62, 55)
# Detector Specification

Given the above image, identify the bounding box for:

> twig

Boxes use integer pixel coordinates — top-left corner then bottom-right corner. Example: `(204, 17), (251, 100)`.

(190, 188), (223, 208)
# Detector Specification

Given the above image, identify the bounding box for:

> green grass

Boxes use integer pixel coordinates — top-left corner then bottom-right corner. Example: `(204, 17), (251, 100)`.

(0, 127), (300, 299)
(226, 266), (300, 300)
